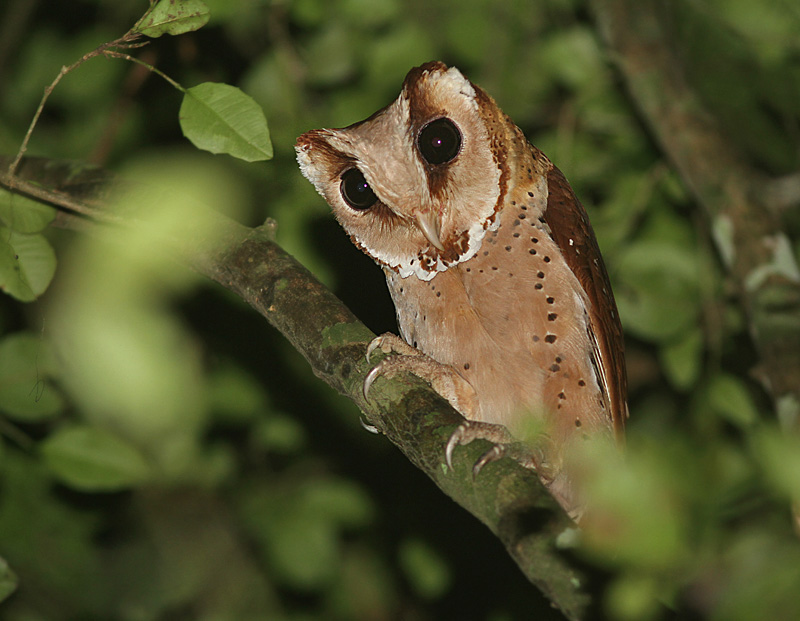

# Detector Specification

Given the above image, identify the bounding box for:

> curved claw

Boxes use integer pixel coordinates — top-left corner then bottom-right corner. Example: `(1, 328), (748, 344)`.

(359, 417), (380, 434)
(363, 362), (384, 402)
(472, 445), (505, 478)
(445, 422), (469, 469)
(365, 336), (386, 362)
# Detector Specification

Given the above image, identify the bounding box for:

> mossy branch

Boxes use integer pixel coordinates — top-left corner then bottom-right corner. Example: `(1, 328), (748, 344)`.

(0, 156), (589, 620)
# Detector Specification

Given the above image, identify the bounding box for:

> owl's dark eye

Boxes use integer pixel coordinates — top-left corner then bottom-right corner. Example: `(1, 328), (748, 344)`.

(417, 118), (461, 165)
(340, 168), (378, 210)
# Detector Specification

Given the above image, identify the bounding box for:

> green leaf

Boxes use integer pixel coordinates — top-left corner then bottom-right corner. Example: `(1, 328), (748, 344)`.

(0, 557), (18, 604)
(580, 438), (687, 571)
(135, 0), (210, 38)
(41, 426), (152, 491)
(179, 82), (272, 162)
(615, 241), (699, 342)
(706, 374), (759, 428)
(252, 416), (306, 454)
(208, 361), (268, 424)
(398, 538), (451, 599)
(0, 332), (64, 422)
(301, 479), (374, 528)
(0, 228), (57, 302)
(660, 329), (703, 390)
(269, 513), (337, 588)
(0, 188), (56, 233)
(606, 574), (661, 621)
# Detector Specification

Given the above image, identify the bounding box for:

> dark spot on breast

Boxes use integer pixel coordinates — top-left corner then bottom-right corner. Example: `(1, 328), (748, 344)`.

(519, 214), (526, 219)
(550, 364), (560, 372)
(521, 205), (527, 211)
(465, 267), (471, 272)
(532, 335), (540, 342)
(543, 256), (551, 263)
(510, 200), (516, 206)
(534, 283), (543, 290)
(513, 232), (520, 238)
(464, 362), (470, 370)
(537, 271), (545, 278)
(413, 340), (418, 348)
(575, 419), (582, 427)
(548, 313), (557, 321)
(546, 296), (555, 304)
(578, 379), (586, 387)
(531, 237), (539, 243)
(529, 249), (536, 255)
(399, 287), (404, 293)
(558, 392), (566, 400)
(483, 251), (489, 256)
(528, 191), (534, 197)
(505, 246), (512, 251)
(513, 219), (521, 226)
(555, 356), (562, 363)
(544, 334), (557, 343)
(492, 266), (498, 271)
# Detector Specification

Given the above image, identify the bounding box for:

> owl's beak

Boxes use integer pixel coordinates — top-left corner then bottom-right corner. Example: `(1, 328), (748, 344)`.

(415, 212), (445, 252)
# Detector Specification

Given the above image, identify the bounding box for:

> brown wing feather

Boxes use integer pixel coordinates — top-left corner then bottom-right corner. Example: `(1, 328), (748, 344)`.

(543, 165), (628, 440)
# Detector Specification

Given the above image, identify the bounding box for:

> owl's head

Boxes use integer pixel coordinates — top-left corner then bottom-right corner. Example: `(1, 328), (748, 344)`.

(295, 61), (515, 281)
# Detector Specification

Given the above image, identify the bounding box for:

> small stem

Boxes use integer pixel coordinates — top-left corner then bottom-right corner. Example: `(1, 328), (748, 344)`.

(104, 50), (186, 93)
(6, 34), (150, 181)
(7, 55), (92, 178)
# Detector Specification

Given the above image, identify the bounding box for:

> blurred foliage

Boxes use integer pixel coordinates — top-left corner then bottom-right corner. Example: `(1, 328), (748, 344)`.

(0, 0), (798, 619)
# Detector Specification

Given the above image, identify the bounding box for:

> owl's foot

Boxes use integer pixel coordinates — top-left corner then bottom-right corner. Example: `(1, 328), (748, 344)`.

(445, 420), (556, 482)
(363, 334), (479, 418)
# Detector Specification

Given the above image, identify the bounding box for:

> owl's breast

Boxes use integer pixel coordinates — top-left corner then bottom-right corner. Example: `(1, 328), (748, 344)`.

(384, 189), (611, 445)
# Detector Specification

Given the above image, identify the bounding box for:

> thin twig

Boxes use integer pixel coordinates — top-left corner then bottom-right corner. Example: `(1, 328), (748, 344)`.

(103, 50), (185, 92)
(6, 34), (148, 179)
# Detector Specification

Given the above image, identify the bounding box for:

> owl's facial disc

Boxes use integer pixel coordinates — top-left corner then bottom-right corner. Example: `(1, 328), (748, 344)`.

(296, 61), (509, 281)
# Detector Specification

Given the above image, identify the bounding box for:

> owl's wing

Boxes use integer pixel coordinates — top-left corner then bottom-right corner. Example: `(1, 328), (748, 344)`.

(543, 165), (629, 439)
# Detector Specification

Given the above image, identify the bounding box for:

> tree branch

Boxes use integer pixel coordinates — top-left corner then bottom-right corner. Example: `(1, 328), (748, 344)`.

(589, 0), (800, 421)
(0, 156), (589, 620)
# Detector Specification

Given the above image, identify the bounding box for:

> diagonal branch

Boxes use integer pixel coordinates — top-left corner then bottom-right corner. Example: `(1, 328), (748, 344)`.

(0, 156), (589, 620)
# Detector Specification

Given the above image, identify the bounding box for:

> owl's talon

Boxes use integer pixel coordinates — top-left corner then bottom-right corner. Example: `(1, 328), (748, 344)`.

(363, 362), (385, 401)
(445, 422), (469, 469)
(359, 417), (381, 434)
(365, 336), (385, 362)
(445, 419), (538, 477)
(473, 444), (506, 478)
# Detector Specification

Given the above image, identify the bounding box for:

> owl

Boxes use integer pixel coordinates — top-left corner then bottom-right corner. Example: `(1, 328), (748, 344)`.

(295, 61), (628, 519)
